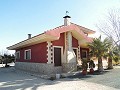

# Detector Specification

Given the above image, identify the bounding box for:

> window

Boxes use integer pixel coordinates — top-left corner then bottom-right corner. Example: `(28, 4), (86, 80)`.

(81, 50), (87, 59)
(16, 51), (20, 59)
(24, 49), (31, 60)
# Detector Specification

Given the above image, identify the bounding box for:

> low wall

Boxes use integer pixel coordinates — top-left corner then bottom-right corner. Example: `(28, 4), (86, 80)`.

(62, 62), (77, 73)
(15, 62), (62, 75)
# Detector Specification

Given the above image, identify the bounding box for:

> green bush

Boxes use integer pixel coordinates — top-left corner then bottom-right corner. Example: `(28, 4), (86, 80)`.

(82, 58), (88, 70)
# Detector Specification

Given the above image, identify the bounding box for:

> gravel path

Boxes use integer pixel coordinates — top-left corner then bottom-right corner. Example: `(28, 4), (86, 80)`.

(68, 66), (120, 90)
(84, 66), (120, 89)
(0, 66), (119, 90)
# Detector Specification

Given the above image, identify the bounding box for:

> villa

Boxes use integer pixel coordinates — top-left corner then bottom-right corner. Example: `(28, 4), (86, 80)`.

(7, 15), (95, 75)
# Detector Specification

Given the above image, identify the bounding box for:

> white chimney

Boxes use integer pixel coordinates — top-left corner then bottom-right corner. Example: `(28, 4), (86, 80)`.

(28, 34), (31, 39)
(63, 15), (71, 26)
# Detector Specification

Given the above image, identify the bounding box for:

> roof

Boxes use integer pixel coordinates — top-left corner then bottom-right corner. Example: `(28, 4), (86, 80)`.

(71, 23), (95, 34)
(7, 23), (95, 50)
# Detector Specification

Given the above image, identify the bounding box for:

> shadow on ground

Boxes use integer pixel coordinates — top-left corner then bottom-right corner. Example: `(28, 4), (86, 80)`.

(67, 69), (111, 80)
(0, 67), (78, 90)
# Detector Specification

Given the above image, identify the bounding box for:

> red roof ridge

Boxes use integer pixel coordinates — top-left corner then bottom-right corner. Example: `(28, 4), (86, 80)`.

(32, 22), (95, 39)
(71, 23), (95, 34)
(48, 25), (65, 31)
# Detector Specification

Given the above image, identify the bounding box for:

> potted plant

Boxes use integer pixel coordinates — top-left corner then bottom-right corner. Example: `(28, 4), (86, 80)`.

(89, 60), (95, 74)
(82, 59), (88, 75)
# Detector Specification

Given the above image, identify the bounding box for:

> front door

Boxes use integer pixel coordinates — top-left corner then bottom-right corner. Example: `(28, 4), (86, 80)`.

(54, 47), (61, 66)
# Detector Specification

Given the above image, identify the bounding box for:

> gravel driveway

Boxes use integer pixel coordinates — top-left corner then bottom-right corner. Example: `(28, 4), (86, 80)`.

(68, 66), (120, 90)
(0, 66), (119, 90)
(85, 66), (120, 89)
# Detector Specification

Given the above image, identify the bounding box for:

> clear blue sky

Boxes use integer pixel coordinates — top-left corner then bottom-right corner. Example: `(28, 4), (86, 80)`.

(0, 0), (120, 54)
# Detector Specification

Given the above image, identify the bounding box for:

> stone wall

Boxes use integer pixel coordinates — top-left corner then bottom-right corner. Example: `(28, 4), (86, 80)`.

(62, 62), (77, 73)
(15, 62), (62, 75)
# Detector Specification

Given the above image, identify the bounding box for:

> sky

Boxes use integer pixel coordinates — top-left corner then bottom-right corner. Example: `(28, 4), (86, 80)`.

(0, 0), (120, 54)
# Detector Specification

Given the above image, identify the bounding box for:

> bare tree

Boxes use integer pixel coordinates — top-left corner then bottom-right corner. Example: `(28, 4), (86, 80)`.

(96, 9), (120, 69)
(96, 9), (120, 50)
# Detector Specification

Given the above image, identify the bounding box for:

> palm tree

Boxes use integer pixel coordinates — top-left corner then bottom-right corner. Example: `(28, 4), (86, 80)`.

(112, 47), (120, 65)
(88, 36), (109, 72)
(107, 52), (113, 69)
(104, 37), (120, 69)
(104, 37), (114, 69)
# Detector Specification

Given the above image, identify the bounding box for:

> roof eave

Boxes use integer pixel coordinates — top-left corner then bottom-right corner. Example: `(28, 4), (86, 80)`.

(7, 34), (58, 50)
(71, 23), (96, 34)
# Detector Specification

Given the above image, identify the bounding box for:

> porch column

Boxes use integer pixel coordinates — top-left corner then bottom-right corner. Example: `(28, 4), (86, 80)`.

(66, 32), (76, 63)
(62, 31), (77, 72)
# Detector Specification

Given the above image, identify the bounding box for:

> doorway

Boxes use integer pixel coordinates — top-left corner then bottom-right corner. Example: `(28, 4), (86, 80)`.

(54, 47), (62, 66)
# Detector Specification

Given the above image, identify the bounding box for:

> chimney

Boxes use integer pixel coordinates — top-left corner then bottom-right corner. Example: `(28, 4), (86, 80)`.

(63, 15), (71, 26)
(28, 34), (31, 39)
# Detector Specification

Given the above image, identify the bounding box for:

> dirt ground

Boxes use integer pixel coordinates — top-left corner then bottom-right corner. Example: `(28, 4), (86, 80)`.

(0, 64), (119, 90)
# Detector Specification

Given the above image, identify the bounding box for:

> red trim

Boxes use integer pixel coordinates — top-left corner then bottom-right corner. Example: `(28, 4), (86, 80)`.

(45, 24), (93, 42)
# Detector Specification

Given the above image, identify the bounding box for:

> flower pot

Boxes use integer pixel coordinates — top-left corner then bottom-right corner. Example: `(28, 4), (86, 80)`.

(90, 68), (94, 74)
(82, 69), (87, 75)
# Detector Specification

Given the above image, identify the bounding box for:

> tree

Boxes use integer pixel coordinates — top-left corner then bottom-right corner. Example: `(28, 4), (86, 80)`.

(96, 9), (120, 54)
(88, 36), (109, 72)
(112, 47), (120, 65)
(103, 37), (114, 69)
(4, 54), (9, 67)
(1, 54), (15, 67)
